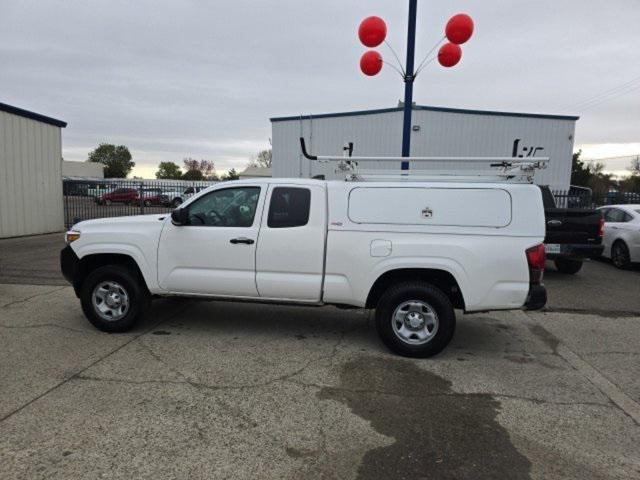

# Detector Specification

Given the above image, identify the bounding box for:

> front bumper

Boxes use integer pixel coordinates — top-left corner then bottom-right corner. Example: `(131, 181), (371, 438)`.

(524, 284), (547, 310)
(545, 243), (604, 260)
(60, 245), (81, 295)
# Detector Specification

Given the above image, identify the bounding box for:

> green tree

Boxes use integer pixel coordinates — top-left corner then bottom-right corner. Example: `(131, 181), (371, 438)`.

(182, 169), (204, 181)
(618, 156), (640, 192)
(155, 161), (182, 179)
(570, 150), (591, 187)
(570, 150), (615, 193)
(221, 168), (239, 181)
(88, 144), (134, 178)
(586, 162), (614, 194)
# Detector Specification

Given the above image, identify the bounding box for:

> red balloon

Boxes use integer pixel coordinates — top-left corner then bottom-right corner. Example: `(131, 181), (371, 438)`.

(358, 16), (387, 48)
(445, 13), (474, 44)
(360, 50), (383, 76)
(438, 43), (462, 67)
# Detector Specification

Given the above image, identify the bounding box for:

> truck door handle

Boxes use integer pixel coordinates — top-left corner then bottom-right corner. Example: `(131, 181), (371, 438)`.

(230, 237), (254, 245)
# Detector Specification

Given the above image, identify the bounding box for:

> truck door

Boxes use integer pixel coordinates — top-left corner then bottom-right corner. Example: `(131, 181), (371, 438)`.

(157, 185), (264, 296)
(256, 184), (326, 301)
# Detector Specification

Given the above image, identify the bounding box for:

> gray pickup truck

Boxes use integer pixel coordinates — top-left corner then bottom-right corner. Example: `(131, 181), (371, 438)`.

(539, 186), (604, 274)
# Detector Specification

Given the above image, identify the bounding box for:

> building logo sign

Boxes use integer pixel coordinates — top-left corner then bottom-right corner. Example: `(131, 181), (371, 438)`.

(512, 139), (544, 158)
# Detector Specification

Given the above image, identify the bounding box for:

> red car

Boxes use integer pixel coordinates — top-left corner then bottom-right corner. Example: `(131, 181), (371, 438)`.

(96, 188), (138, 205)
(139, 188), (167, 207)
(97, 187), (168, 207)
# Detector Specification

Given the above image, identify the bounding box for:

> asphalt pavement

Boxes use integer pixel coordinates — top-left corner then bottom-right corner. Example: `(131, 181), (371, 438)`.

(0, 234), (639, 479)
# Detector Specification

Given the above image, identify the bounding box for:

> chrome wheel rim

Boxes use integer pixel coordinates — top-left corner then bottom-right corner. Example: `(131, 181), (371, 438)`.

(92, 281), (130, 321)
(392, 300), (439, 345)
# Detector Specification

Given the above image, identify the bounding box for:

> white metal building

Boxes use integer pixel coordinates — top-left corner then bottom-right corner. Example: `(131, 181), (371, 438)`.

(271, 105), (578, 190)
(0, 102), (67, 238)
(239, 166), (272, 179)
(62, 160), (104, 179)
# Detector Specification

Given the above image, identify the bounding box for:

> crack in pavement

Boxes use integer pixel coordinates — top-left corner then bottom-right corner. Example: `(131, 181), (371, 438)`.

(0, 301), (189, 424)
(524, 312), (640, 426)
(72, 322), (364, 394)
(136, 336), (192, 382)
(0, 322), (96, 335)
(284, 378), (615, 409)
(0, 286), (67, 308)
(542, 307), (640, 318)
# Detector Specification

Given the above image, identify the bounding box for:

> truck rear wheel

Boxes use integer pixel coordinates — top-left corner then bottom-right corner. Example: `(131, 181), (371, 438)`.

(554, 258), (583, 274)
(375, 281), (455, 358)
(80, 265), (150, 333)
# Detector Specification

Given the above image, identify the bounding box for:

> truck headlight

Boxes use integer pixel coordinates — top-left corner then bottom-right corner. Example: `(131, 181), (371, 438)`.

(65, 230), (81, 244)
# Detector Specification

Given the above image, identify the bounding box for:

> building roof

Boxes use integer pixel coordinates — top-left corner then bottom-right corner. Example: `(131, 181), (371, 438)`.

(239, 166), (272, 178)
(0, 102), (67, 128)
(270, 105), (579, 123)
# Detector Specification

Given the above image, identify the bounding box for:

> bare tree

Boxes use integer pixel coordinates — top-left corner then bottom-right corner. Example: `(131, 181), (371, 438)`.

(629, 156), (640, 176)
(183, 158), (218, 180)
(247, 149), (272, 168)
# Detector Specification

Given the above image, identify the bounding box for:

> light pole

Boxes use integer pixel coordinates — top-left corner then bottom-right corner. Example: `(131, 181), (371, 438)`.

(400, 0), (418, 169)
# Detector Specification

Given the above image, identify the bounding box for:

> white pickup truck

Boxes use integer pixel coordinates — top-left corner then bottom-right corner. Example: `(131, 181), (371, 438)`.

(61, 176), (547, 357)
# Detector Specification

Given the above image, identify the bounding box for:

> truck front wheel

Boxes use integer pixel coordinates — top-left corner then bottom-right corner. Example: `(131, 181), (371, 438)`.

(375, 281), (456, 358)
(80, 265), (150, 333)
(554, 258), (583, 274)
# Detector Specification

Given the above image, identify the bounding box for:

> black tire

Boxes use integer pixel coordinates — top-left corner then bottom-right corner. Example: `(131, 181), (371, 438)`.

(172, 198), (183, 208)
(611, 240), (631, 269)
(80, 265), (150, 333)
(554, 258), (583, 274)
(375, 281), (455, 358)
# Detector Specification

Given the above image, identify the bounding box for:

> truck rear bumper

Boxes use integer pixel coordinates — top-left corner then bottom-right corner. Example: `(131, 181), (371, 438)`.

(545, 243), (604, 260)
(524, 284), (547, 310)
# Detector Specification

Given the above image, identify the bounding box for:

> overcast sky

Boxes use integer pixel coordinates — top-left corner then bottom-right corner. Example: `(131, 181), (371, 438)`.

(1, 0), (639, 177)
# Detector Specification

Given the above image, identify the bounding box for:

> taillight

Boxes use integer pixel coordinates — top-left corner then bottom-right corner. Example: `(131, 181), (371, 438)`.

(526, 244), (545, 284)
(597, 216), (605, 238)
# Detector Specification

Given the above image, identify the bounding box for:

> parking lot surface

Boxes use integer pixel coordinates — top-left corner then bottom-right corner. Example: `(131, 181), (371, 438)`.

(0, 235), (639, 479)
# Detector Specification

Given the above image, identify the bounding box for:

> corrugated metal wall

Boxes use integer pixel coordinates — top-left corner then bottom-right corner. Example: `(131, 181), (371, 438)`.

(0, 110), (64, 238)
(272, 109), (576, 190)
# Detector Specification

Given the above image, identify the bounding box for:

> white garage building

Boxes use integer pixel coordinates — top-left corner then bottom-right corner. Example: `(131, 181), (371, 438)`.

(271, 105), (578, 190)
(0, 102), (67, 238)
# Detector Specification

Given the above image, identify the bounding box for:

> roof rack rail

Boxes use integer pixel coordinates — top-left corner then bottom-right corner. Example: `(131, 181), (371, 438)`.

(299, 137), (549, 183)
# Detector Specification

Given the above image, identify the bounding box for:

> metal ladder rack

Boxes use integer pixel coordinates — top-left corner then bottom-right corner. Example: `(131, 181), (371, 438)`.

(299, 138), (549, 183)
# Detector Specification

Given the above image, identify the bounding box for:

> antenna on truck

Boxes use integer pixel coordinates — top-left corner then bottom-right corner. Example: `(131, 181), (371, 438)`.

(299, 137), (549, 183)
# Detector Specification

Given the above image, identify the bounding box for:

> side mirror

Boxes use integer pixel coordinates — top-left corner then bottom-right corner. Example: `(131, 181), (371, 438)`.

(171, 208), (189, 226)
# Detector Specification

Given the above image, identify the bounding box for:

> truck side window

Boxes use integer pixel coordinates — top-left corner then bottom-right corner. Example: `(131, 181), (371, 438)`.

(267, 187), (311, 228)
(187, 187), (260, 227)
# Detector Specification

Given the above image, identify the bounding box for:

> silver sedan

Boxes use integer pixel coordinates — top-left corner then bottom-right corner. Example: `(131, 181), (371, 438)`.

(597, 204), (640, 268)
